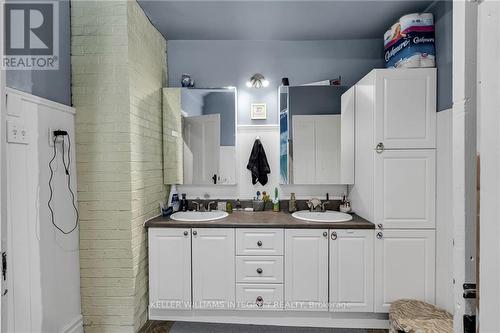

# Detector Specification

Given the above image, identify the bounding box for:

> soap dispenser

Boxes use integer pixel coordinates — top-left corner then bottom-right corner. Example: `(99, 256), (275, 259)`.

(288, 192), (297, 213)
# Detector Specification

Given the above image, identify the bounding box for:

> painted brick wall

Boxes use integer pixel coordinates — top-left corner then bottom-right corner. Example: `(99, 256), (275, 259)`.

(127, 1), (167, 330)
(71, 1), (167, 332)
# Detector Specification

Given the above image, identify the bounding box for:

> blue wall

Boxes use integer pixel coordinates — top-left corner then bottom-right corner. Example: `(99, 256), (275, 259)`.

(203, 92), (236, 146)
(428, 0), (453, 111)
(6, 0), (71, 106)
(167, 39), (384, 125)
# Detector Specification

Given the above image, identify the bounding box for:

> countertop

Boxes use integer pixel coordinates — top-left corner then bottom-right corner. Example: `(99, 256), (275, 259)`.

(145, 210), (373, 229)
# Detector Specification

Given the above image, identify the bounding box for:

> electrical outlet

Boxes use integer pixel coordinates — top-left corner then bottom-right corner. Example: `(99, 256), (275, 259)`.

(48, 128), (64, 147)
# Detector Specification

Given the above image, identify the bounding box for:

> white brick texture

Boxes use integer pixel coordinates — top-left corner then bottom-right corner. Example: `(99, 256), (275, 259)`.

(71, 1), (167, 332)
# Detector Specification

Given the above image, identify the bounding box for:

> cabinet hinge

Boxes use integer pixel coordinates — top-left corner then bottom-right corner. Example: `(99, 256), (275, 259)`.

(463, 315), (476, 333)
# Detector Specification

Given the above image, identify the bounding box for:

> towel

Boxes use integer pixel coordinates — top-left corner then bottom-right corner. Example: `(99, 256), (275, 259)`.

(246, 139), (271, 185)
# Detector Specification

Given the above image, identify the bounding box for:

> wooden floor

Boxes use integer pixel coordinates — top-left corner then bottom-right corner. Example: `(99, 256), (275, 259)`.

(139, 321), (388, 333)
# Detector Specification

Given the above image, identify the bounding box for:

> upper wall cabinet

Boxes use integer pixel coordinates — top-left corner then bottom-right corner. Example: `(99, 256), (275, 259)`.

(162, 88), (237, 185)
(374, 68), (436, 149)
(279, 85), (354, 185)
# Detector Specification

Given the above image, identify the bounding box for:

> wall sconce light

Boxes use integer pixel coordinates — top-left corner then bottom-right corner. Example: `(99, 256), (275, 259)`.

(246, 73), (269, 88)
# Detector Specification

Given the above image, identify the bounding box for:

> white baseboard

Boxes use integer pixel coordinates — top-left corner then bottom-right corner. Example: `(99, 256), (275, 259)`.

(60, 315), (84, 333)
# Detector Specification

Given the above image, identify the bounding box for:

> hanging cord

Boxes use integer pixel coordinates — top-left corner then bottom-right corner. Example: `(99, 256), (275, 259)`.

(48, 132), (79, 234)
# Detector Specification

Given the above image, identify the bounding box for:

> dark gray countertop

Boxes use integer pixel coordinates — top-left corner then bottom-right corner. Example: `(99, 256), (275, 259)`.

(145, 210), (374, 229)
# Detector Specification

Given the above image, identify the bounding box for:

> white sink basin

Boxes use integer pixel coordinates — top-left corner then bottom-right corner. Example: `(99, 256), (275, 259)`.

(291, 210), (353, 223)
(170, 210), (229, 222)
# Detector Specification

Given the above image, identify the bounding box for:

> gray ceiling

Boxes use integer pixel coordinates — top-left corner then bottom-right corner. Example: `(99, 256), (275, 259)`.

(138, 0), (435, 40)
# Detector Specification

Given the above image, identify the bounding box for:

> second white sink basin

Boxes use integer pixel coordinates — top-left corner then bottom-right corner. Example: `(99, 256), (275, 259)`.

(170, 210), (229, 222)
(291, 210), (353, 223)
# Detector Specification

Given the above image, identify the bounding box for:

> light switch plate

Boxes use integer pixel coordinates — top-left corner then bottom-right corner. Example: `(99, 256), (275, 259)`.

(7, 120), (28, 145)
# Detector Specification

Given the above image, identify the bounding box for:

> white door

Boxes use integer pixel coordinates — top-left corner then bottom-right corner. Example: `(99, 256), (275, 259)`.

(285, 229), (329, 311)
(183, 114), (220, 184)
(374, 68), (436, 149)
(329, 229), (374, 312)
(148, 228), (192, 310)
(292, 115), (341, 184)
(374, 150), (436, 229)
(374, 229), (436, 313)
(192, 228), (235, 310)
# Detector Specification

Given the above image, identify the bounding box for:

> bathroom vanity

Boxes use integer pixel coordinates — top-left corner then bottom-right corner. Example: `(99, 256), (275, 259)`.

(145, 212), (390, 328)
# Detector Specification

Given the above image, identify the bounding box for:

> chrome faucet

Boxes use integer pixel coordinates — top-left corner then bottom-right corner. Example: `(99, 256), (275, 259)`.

(207, 201), (217, 212)
(307, 198), (329, 212)
(192, 201), (202, 211)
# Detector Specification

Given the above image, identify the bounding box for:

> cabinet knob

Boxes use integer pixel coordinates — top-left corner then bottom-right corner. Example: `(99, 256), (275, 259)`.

(256, 296), (264, 307)
(331, 231), (337, 240)
(256, 268), (263, 274)
(376, 142), (384, 153)
(193, 230), (198, 236)
(377, 223), (383, 229)
(183, 231), (188, 236)
(376, 232), (383, 239)
(323, 231), (328, 237)
(257, 241), (263, 247)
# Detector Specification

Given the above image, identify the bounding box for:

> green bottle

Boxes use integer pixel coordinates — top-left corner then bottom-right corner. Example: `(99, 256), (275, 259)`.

(273, 187), (280, 212)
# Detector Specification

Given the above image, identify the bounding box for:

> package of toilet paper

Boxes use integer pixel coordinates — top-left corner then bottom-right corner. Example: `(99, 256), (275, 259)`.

(384, 13), (435, 68)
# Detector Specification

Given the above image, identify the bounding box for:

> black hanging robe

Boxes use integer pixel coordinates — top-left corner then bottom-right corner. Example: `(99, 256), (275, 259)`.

(246, 139), (271, 185)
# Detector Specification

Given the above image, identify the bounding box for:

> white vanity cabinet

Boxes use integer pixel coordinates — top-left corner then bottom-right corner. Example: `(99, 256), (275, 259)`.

(284, 229), (329, 311)
(374, 229), (436, 313)
(148, 228), (192, 310)
(329, 229), (374, 312)
(192, 228), (235, 309)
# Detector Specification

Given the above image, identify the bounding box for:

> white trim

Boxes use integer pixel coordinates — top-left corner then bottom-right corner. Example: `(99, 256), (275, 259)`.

(452, 1), (479, 331)
(478, 1), (500, 331)
(6, 88), (75, 115)
(60, 315), (83, 333)
(149, 310), (388, 329)
(237, 124), (280, 131)
(0, 0), (6, 330)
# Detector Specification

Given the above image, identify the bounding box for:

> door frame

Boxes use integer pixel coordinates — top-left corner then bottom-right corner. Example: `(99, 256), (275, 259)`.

(477, 1), (500, 331)
(0, 0), (6, 330)
(452, 0), (478, 331)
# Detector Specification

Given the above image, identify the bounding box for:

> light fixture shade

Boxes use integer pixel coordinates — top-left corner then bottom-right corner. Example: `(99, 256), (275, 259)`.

(247, 73), (268, 88)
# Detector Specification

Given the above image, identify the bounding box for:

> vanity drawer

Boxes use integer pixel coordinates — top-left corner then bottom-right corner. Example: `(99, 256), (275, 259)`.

(236, 229), (284, 255)
(236, 284), (284, 310)
(236, 256), (283, 283)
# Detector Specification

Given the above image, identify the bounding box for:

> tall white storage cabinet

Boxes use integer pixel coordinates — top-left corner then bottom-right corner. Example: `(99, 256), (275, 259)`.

(349, 68), (437, 312)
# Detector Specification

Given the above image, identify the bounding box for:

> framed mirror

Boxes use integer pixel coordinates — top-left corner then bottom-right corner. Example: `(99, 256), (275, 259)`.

(163, 87), (237, 185)
(279, 85), (354, 185)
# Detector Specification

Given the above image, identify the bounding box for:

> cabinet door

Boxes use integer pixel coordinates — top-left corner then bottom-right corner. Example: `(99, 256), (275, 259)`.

(285, 229), (329, 311)
(148, 228), (191, 310)
(375, 68), (436, 149)
(163, 88), (183, 184)
(192, 228), (235, 310)
(374, 229), (436, 313)
(374, 150), (436, 229)
(329, 229), (374, 312)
